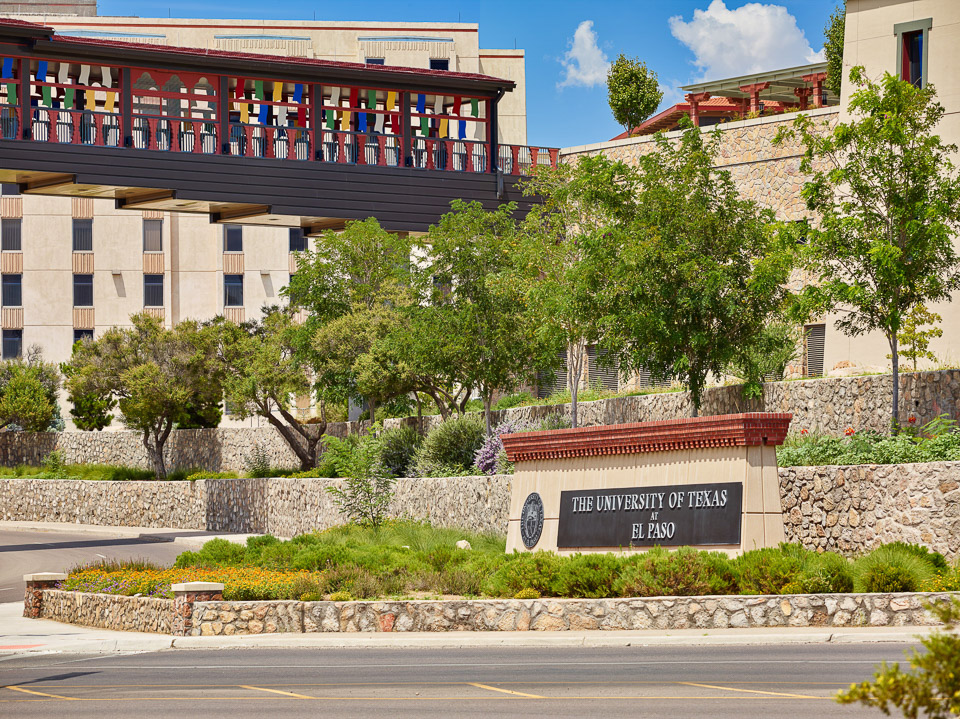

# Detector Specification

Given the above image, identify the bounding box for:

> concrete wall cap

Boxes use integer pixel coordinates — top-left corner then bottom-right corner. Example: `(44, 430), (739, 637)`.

(171, 582), (224, 592)
(24, 572), (67, 582)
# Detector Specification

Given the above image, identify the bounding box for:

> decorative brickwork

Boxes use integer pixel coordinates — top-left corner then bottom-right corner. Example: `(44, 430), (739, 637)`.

(501, 413), (792, 463)
(23, 573), (66, 618)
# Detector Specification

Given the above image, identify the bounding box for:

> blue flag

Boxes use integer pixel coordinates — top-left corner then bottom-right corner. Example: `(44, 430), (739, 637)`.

(1, 59), (11, 79)
(416, 93), (425, 113)
(36, 61), (47, 82)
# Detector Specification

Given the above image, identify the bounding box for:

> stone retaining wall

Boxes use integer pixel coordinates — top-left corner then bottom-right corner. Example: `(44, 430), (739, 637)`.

(1, 370), (959, 472)
(39, 589), (173, 634)
(34, 588), (955, 635)
(780, 462), (960, 559)
(0, 475), (511, 535)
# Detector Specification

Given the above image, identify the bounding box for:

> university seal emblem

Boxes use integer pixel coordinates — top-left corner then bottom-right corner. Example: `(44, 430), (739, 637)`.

(520, 492), (544, 549)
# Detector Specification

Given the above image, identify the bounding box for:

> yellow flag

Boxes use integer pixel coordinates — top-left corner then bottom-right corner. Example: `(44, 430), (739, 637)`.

(239, 102), (249, 124)
(439, 118), (448, 137)
(85, 90), (96, 111)
(386, 91), (396, 111)
(273, 81), (282, 102)
(104, 90), (116, 113)
(341, 110), (350, 131)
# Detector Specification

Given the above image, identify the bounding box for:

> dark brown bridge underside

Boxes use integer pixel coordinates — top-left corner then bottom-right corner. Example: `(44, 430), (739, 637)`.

(0, 139), (533, 233)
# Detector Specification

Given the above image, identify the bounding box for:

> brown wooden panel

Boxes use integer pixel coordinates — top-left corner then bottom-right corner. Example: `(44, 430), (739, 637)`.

(72, 252), (94, 274)
(143, 252), (164, 274)
(71, 197), (94, 220)
(143, 307), (165, 320)
(1, 252), (22, 274)
(288, 253), (299, 274)
(0, 196), (22, 219)
(223, 253), (244, 274)
(141, 210), (164, 220)
(224, 307), (245, 324)
(1, 307), (22, 330)
(73, 307), (94, 330)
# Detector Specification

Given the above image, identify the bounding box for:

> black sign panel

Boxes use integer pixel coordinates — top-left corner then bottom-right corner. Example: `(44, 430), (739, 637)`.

(557, 482), (743, 548)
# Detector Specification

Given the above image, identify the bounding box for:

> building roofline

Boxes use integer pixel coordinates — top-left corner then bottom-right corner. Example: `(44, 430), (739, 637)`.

(681, 61), (828, 95)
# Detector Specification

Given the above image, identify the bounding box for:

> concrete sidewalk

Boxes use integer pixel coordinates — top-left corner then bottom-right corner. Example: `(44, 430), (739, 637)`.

(0, 520), (263, 548)
(0, 601), (932, 655)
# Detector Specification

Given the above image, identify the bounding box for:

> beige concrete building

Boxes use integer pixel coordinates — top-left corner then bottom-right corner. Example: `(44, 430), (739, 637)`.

(0, 6), (529, 425)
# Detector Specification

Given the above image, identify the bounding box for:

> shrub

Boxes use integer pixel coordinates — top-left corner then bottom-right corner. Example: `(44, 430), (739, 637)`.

(474, 418), (530, 475)
(854, 544), (936, 593)
(379, 425), (423, 478)
(554, 553), (623, 598)
(413, 414), (485, 477)
(884, 541), (949, 573)
(733, 545), (807, 595)
(243, 442), (272, 478)
(493, 392), (535, 411)
(185, 470), (239, 480)
(41, 451), (68, 479)
(174, 538), (247, 568)
(325, 428), (395, 528)
(615, 547), (736, 597)
(798, 551), (854, 594)
(514, 587), (541, 600)
(485, 552), (563, 597)
(99, 465), (156, 482)
(329, 590), (353, 602)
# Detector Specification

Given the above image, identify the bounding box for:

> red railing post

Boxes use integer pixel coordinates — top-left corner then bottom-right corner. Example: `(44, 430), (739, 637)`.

(93, 114), (104, 146)
(511, 145), (520, 176)
(337, 132), (346, 164)
(377, 135), (387, 166)
(243, 125), (253, 158)
(46, 109), (57, 143)
(425, 138), (435, 170)
(265, 127), (275, 159)
(171, 120), (181, 152)
(549, 148), (559, 168)
(530, 147), (539, 168)
(444, 140), (453, 171)
(192, 121), (202, 154)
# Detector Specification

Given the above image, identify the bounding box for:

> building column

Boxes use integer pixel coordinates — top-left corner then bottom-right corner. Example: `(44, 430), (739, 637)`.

(684, 92), (711, 127)
(738, 82), (770, 115)
(793, 86), (813, 110)
(802, 72), (828, 107)
(23, 572), (67, 618)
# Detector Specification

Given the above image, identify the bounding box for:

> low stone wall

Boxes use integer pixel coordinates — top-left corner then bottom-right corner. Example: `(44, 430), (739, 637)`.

(39, 589), (173, 634)
(1, 370), (958, 472)
(34, 589), (955, 635)
(0, 475), (511, 536)
(780, 462), (960, 559)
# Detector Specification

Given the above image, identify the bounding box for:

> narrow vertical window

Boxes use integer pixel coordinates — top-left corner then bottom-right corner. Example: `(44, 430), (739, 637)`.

(72, 219), (93, 252)
(895, 19), (932, 89)
(2, 329), (22, 359)
(1, 218), (21, 251)
(1, 274), (20, 306)
(73, 329), (93, 343)
(224, 274), (243, 307)
(224, 224), (243, 252)
(289, 227), (307, 252)
(143, 274), (163, 307)
(73, 274), (93, 307)
(143, 219), (163, 252)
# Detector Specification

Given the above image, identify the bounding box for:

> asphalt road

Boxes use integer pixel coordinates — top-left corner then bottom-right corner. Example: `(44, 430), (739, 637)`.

(0, 529), (186, 603)
(0, 643), (916, 718)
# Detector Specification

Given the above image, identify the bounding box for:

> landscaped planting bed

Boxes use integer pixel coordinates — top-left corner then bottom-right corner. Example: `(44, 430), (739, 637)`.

(60, 521), (960, 603)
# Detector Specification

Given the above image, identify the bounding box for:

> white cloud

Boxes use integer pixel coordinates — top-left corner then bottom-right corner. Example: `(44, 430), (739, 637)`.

(669, 0), (824, 82)
(558, 20), (610, 89)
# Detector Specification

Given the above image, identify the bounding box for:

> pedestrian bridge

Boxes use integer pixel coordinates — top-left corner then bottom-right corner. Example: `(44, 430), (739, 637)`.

(0, 18), (557, 232)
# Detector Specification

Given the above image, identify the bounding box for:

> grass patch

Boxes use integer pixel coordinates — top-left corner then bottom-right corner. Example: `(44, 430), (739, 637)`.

(0, 463), (157, 481)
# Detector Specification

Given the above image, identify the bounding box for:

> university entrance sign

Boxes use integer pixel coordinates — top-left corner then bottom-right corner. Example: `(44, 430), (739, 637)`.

(501, 414), (791, 555)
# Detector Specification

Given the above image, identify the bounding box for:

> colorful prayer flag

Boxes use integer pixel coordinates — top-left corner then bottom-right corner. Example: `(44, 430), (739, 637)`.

(272, 81), (282, 102)
(78, 65), (90, 85)
(0, 58), (11, 79)
(254, 80), (264, 100)
(292, 83), (303, 103)
(101, 67), (112, 88)
(416, 93), (425, 113)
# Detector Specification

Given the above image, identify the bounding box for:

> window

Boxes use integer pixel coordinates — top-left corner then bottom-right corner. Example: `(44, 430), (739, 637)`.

(143, 274), (163, 307)
(895, 18), (932, 88)
(1, 274), (20, 306)
(0, 183), (19, 196)
(72, 219), (93, 252)
(1, 218), (21, 251)
(289, 227), (307, 253)
(2, 329), (21, 359)
(73, 329), (93, 344)
(223, 224), (243, 253)
(803, 324), (826, 378)
(429, 58), (449, 71)
(365, 57), (385, 65)
(224, 274), (243, 307)
(73, 274), (93, 307)
(143, 219), (162, 252)
(587, 346), (619, 392)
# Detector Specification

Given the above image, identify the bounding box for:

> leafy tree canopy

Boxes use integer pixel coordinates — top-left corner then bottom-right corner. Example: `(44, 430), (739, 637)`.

(823, 4), (845, 98)
(607, 54), (663, 136)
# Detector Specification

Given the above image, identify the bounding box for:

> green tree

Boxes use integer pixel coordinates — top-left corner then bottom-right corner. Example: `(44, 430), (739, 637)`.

(888, 304), (943, 372)
(518, 154), (639, 427)
(215, 308), (325, 471)
(284, 218), (415, 422)
(64, 313), (221, 479)
(837, 597), (960, 717)
(780, 69), (960, 428)
(823, 4), (846, 98)
(0, 347), (60, 431)
(324, 426), (395, 528)
(607, 54), (663, 136)
(727, 322), (803, 400)
(419, 200), (548, 435)
(588, 123), (794, 415)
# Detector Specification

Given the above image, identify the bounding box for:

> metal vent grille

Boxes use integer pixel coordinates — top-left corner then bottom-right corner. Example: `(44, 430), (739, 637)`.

(804, 324), (825, 378)
(587, 346), (619, 391)
(537, 351), (568, 399)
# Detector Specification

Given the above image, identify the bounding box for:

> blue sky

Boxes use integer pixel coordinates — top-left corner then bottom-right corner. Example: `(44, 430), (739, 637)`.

(98, 0), (839, 148)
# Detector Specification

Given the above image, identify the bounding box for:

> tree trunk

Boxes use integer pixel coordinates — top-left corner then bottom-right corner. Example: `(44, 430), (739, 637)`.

(368, 397), (377, 425)
(483, 394), (493, 437)
(568, 341), (585, 429)
(890, 332), (900, 433)
(415, 393), (423, 434)
(143, 429), (167, 480)
(262, 402), (322, 472)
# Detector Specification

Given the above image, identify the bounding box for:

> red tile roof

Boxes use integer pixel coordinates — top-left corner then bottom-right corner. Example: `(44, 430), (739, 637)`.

(611, 98), (796, 140)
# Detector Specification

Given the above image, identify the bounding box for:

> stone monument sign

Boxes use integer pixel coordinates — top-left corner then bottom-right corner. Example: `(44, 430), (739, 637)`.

(501, 413), (792, 555)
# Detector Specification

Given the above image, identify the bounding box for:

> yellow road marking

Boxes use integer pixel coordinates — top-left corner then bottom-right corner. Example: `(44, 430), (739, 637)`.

(676, 681), (821, 699)
(0, 695), (835, 703)
(3, 685), (78, 700)
(239, 685), (315, 699)
(467, 682), (544, 699)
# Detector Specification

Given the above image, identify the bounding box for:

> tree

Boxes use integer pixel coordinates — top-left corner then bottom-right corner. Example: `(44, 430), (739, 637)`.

(823, 4), (846, 98)
(607, 54), (663, 136)
(0, 347), (60, 431)
(419, 200), (548, 435)
(889, 304), (942, 372)
(726, 322), (803, 400)
(780, 69), (960, 429)
(215, 308), (326, 471)
(284, 218), (415, 422)
(517, 154), (639, 427)
(587, 123), (794, 415)
(836, 597), (960, 717)
(324, 426), (395, 528)
(64, 313), (221, 479)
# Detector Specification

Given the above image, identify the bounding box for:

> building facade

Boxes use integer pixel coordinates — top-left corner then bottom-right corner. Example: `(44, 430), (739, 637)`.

(0, 7), (529, 426)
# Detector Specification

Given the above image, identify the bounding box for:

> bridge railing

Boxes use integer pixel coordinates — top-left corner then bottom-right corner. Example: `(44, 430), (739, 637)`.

(131, 116), (218, 154)
(30, 108), (122, 148)
(498, 145), (561, 176)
